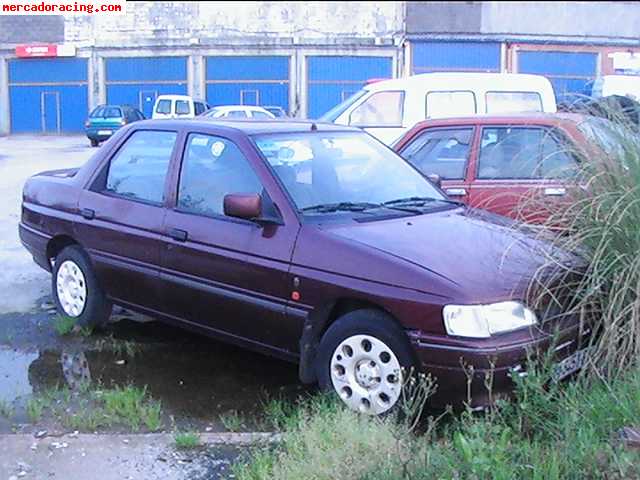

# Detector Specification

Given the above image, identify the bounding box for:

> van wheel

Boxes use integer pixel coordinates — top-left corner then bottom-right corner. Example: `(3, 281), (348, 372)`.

(52, 245), (112, 328)
(316, 309), (416, 415)
(90, 139), (99, 147)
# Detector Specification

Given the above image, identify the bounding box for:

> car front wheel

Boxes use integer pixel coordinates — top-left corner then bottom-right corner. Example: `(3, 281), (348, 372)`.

(316, 309), (416, 415)
(52, 245), (112, 328)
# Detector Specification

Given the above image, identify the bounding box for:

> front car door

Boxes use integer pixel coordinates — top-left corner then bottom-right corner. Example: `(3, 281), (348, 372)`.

(467, 125), (579, 223)
(397, 126), (475, 203)
(159, 130), (301, 356)
(76, 128), (180, 312)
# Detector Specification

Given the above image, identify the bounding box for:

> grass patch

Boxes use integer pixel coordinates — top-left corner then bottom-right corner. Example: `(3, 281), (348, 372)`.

(220, 410), (245, 432)
(53, 315), (77, 336)
(25, 384), (162, 432)
(232, 367), (640, 480)
(94, 334), (140, 358)
(174, 431), (201, 449)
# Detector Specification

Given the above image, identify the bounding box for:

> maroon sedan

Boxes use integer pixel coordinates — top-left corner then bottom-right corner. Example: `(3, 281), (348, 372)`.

(20, 119), (589, 413)
(394, 113), (603, 224)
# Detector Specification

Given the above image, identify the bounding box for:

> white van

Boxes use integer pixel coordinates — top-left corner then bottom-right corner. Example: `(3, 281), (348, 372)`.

(319, 72), (557, 145)
(152, 95), (210, 119)
(590, 75), (640, 100)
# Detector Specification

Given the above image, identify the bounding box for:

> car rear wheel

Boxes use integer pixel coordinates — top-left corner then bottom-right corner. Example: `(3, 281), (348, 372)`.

(316, 309), (416, 415)
(90, 139), (99, 147)
(52, 245), (112, 328)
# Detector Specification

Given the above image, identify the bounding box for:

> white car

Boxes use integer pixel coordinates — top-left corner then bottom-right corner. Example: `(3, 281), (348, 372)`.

(590, 75), (640, 100)
(201, 105), (276, 119)
(319, 72), (558, 145)
(152, 95), (210, 119)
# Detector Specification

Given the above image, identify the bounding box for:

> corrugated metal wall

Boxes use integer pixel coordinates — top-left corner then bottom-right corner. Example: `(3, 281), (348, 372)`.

(306, 56), (392, 119)
(105, 57), (188, 118)
(517, 51), (598, 100)
(206, 56), (289, 110)
(412, 41), (501, 73)
(9, 58), (88, 133)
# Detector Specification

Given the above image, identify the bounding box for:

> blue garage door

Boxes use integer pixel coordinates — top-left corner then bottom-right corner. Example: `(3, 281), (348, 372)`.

(307, 56), (393, 119)
(517, 51), (598, 101)
(106, 57), (188, 118)
(412, 41), (501, 73)
(9, 58), (88, 133)
(206, 56), (290, 112)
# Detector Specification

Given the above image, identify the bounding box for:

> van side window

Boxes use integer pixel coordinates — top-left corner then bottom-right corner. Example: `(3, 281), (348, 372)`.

(426, 91), (476, 118)
(155, 100), (172, 115)
(176, 101), (191, 116)
(348, 91), (404, 127)
(400, 128), (473, 180)
(485, 92), (543, 113)
(194, 102), (205, 116)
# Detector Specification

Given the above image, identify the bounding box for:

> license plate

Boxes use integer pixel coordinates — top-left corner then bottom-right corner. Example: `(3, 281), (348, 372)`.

(98, 130), (112, 136)
(552, 347), (592, 382)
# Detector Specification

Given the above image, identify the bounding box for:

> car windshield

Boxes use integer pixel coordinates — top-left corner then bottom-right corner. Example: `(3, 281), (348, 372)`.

(318, 90), (368, 122)
(253, 131), (449, 215)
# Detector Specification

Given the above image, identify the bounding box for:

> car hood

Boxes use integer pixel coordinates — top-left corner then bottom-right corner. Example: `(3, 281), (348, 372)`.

(321, 207), (577, 303)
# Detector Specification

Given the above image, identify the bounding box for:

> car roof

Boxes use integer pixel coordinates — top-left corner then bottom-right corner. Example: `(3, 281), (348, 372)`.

(411, 112), (588, 128)
(132, 118), (360, 135)
(210, 105), (270, 111)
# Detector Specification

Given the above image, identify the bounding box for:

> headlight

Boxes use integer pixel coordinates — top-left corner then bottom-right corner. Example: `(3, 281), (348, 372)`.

(443, 301), (537, 338)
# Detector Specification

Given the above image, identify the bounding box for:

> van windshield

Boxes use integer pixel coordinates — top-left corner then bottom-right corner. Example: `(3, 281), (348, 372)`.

(319, 90), (368, 122)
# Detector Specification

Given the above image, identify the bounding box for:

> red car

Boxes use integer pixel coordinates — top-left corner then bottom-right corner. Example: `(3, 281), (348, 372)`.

(20, 119), (590, 414)
(394, 113), (601, 223)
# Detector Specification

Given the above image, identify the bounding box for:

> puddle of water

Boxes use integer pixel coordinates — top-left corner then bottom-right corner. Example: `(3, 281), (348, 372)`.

(0, 320), (312, 431)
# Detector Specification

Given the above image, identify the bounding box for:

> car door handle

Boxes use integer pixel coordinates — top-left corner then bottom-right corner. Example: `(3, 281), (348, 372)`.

(445, 188), (467, 196)
(80, 208), (95, 220)
(544, 187), (566, 196)
(168, 228), (188, 242)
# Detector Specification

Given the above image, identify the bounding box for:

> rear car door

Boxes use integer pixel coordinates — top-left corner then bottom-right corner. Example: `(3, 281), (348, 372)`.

(468, 125), (578, 222)
(76, 128), (179, 312)
(159, 131), (301, 354)
(396, 126), (475, 203)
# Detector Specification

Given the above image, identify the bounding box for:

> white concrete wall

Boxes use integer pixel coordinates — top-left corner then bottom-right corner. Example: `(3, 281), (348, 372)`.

(65, 1), (404, 46)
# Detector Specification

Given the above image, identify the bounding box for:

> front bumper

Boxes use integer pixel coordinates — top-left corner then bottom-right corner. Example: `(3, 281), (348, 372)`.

(408, 319), (591, 409)
(86, 127), (120, 141)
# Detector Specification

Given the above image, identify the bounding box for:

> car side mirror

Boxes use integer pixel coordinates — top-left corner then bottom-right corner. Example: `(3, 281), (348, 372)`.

(224, 193), (262, 220)
(427, 173), (442, 189)
(223, 193), (283, 226)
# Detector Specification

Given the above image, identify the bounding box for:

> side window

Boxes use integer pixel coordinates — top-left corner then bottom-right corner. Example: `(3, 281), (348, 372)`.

(178, 134), (263, 217)
(226, 110), (248, 118)
(105, 130), (177, 204)
(426, 91), (476, 118)
(485, 92), (543, 114)
(176, 100), (191, 116)
(400, 128), (473, 180)
(251, 110), (272, 119)
(194, 102), (203, 116)
(155, 100), (172, 115)
(477, 127), (575, 180)
(348, 91), (404, 127)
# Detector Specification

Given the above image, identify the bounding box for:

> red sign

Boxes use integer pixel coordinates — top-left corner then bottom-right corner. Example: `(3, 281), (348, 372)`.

(15, 44), (58, 58)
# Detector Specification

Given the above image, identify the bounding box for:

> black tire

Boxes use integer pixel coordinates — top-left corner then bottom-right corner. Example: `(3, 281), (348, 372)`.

(90, 139), (99, 147)
(316, 309), (417, 414)
(52, 245), (112, 328)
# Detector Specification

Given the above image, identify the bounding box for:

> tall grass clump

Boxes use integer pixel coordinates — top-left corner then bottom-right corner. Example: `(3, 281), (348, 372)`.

(510, 97), (640, 380)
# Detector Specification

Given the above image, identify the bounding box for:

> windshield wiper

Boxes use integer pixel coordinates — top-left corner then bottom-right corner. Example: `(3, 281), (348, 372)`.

(300, 201), (382, 213)
(383, 196), (463, 207)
